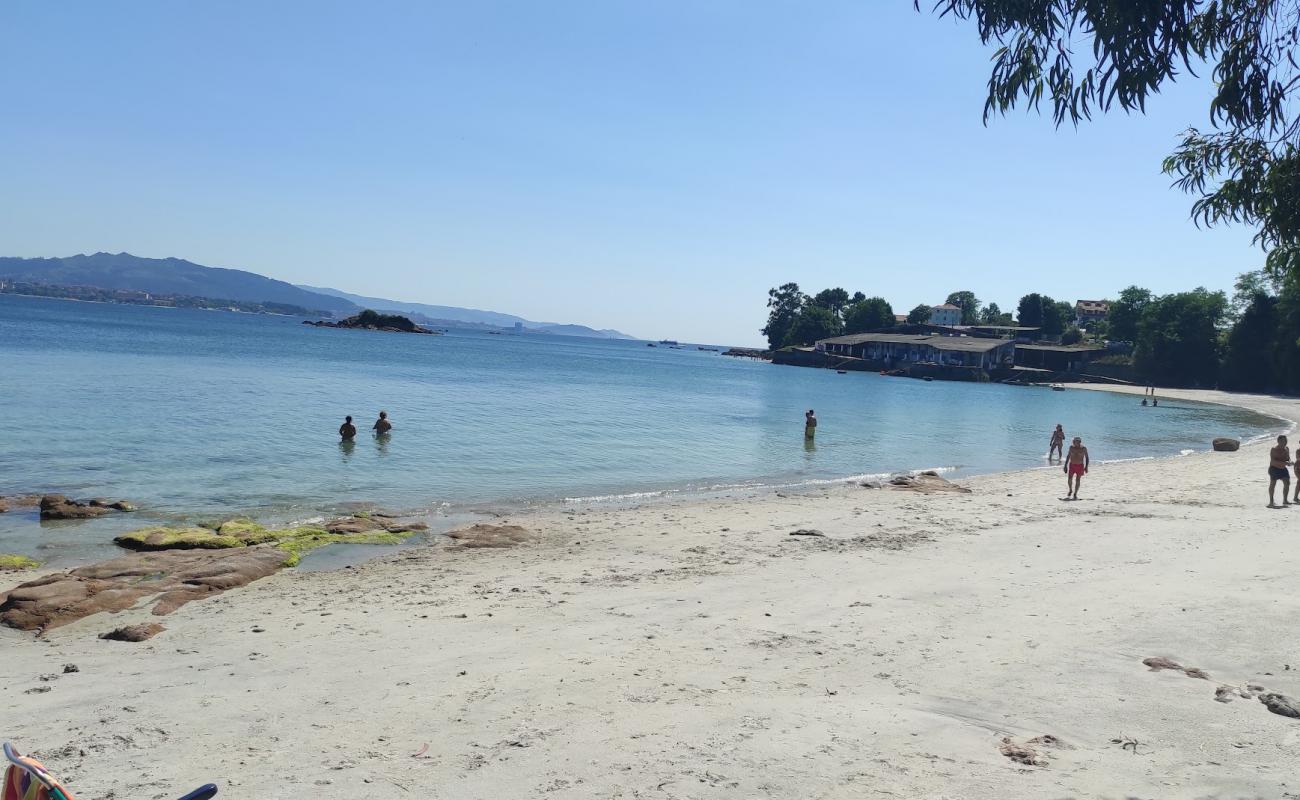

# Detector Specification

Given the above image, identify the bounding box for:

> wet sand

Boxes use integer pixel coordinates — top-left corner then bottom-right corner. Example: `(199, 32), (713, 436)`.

(2, 386), (1297, 799)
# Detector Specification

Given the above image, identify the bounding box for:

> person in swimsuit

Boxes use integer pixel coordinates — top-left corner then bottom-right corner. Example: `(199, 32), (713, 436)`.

(804, 409), (817, 440)
(339, 415), (357, 441)
(1268, 435), (1292, 508)
(372, 410), (392, 435)
(1063, 436), (1089, 500)
(1048, 424), (1065, 461)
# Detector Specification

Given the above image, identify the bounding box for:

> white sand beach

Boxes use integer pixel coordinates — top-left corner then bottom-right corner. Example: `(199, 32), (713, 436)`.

(3, 386), (1298, 800)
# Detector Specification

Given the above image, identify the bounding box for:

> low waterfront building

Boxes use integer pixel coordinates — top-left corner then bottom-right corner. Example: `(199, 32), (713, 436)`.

(928, 304), (962, 326)
(1014, 343), (1106, 372)
(818, 332), (1015, 370)
(1074, 300), (1109, 326)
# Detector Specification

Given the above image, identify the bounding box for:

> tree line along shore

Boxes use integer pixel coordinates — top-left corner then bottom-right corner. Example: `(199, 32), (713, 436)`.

(759, 273), (1300, 392)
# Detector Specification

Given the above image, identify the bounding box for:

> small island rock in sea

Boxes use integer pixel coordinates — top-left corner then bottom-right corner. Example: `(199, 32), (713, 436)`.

(302, 308), (440, 334)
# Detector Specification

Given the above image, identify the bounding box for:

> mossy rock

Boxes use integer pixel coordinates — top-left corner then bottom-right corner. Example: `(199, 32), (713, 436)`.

(114, 521), (410, 565)
(215, 519), (280, 544)
(114, 527), (246, 551)
(0, 554), (41, 571)
(273, 529), (404, 566)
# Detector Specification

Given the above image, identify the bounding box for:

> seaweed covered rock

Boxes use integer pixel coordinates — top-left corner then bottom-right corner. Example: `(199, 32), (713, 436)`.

(0, 554), (41, 571)
(113, 516), (421, 566)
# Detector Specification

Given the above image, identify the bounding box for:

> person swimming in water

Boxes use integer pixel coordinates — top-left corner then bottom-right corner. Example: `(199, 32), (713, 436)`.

(373, 410), (392, 435)
(804, 409), (817, 440)
(339, 415), (357, 441)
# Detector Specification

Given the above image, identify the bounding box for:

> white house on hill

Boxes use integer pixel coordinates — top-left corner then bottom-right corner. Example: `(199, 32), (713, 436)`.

(928, 304), (962, 327)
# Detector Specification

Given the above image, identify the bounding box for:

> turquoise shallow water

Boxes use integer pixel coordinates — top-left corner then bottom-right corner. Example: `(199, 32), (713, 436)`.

(0, 294), (1283, 565)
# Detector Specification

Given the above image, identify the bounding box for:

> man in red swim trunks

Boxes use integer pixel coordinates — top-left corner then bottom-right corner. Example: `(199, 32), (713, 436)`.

(1064, 436), (1089, 500)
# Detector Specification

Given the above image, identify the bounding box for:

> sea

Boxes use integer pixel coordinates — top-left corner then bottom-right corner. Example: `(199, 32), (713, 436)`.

(0, 294), (1285, 567)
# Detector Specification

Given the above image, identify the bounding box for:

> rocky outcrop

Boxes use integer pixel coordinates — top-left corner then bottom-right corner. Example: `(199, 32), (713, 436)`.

(1212, 437), (1241, 452)
(303, 309), (438, 334)
(38, 494), (136, 520)
(114, 515), (426, 565)
(100, 623), (166, 642)
(0, 546), (292, 632)
(885, 472), (972, 494)
(447, 524), (532, 549)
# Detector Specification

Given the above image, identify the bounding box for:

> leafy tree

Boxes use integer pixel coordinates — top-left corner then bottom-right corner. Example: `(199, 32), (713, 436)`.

(922, 1), (1300, 284)
(1272, 274), (1300, 391)
(1041, 299), (1074, 338)
(1221, 285), (1279, 391)
(784, 304), (843, 347)
(1108, 286), (1153, 343)
(811, 288), (852, 319)
(1134, 288), (1229, 386)
(761, 283), (805, 350)
(850, 291), (867, 304)
(844, 297), (896, 333)
(907, 303), (932, 324)
(980, 302), (1011, 325)
(945, 290), (982, 325)
(1016, 293), (1044, 328)
(1061, 326), (1084, 345)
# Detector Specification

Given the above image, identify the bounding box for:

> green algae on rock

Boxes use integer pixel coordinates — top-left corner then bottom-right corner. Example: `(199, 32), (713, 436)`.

(114, 515), (422, 565)
(0, 554), (41, 571)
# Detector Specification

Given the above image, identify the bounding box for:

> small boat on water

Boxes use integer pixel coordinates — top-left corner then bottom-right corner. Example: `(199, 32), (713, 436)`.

(659, 339), (679, 346)
(1051, 383), (1066, 391)
(836, 370), (847, 374)
(646, 342), (657, 347)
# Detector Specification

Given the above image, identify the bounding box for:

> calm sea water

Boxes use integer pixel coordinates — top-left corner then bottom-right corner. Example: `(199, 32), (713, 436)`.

(0, 294), (1283, 565)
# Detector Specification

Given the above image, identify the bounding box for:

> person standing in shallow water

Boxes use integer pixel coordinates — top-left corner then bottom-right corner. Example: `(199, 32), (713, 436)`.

(1048, 424), (1065, 461)
(338, 415), (357, 441)
(1063, 436), (1089, 500)
(804, 409), (817, 440)
(373, 410), (392, 435)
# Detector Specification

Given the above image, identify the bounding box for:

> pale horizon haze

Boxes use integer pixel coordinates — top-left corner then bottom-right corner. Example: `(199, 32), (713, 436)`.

(0, 2), (1264, 345)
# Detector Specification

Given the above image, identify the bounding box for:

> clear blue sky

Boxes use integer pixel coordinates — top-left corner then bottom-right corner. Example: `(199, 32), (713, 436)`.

(0, 1), (1263, 345)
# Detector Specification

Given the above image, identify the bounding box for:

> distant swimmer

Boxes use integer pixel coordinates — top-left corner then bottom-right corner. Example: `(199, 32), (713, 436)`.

(1268, 434), (1292, 508)
(1141, 398), (1148, 407)
(804, 409), (817, 440)
(1048, 424), (1065, 461)
(1063, 436), (1089, 500)
(1151, 398), (1158, 407)
(373, 410), (392, 435)
(339, 415), (357, 441)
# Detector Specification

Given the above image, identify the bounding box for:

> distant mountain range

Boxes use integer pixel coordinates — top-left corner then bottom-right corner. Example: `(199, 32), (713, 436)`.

(0, 253), (634, 339)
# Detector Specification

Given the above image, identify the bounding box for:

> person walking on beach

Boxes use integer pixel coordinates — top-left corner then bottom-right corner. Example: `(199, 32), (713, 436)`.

(1268, 435), (1292, 508)
(1063, 436), (1089, 500)
(339, 415), (357, 441)
(1048, 424), (1065, 461)
(804, 409), (817, 440)
(373, 410), (392, 435)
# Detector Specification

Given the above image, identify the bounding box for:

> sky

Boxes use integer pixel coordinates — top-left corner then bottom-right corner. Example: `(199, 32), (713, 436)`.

(0, 1), (1265, 345)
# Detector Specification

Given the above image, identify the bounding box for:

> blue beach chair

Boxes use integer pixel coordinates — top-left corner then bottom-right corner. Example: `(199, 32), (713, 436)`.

(3, 742), (217, 800)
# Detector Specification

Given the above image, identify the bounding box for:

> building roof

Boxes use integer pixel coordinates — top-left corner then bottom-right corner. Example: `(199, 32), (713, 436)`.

(932, 303), (961, 310)
(819, 332), (1013, 353)
(1075, 300), (1109, 310)
(1014, 343), (1106, 353)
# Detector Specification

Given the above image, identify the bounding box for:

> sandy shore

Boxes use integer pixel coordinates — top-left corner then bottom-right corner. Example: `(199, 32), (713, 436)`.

(3, 386), (1298, 799)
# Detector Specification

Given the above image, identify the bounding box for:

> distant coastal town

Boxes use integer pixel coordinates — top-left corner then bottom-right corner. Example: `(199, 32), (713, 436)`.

(756, 277), (1299, 394)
